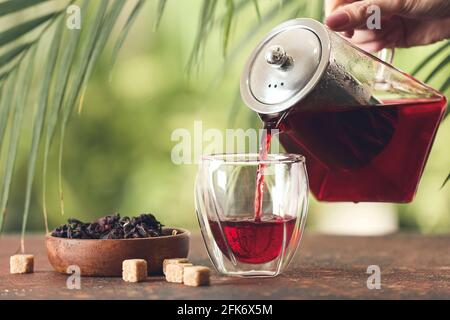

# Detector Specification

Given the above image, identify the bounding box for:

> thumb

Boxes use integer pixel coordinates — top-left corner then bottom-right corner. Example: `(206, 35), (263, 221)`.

(325, 0), (402, 31)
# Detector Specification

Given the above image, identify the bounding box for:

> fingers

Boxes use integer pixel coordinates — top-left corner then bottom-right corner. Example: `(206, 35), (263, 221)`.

(324, 0), (354, 16)
(346, 28), (394, 53)
(324, 0), (450, 51)
(343, 30), (354, 38)
(351, 18), (403, 44)
(351, 28), (387, 44)
(357, 40), (392, 53)
(399, 0), (450, 19)
(326, 0), (403, 31)
(347, 17), (450, 51)
(402, 17), (450, 47)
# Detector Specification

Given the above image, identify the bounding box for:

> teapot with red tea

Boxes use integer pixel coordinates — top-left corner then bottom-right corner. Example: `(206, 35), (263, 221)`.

(240, 18), (447, 203)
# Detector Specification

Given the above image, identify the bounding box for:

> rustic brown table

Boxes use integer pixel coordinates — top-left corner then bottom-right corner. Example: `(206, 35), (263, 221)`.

(0, 233), (449, 299)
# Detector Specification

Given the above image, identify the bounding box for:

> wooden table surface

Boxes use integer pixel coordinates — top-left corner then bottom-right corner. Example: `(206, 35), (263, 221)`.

(0, 233), (449, 300)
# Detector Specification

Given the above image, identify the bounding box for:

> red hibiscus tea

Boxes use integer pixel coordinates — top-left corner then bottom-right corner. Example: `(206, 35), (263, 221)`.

(196, 153), (308, 275)
(253, 125), (274, 221)
(276, 97), (447, 202)
(206, 124), (301, 265)
(208, 215), (297, 264)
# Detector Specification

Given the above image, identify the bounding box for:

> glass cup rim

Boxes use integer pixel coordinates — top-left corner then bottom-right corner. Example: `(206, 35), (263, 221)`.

(201, 153), (305, 165)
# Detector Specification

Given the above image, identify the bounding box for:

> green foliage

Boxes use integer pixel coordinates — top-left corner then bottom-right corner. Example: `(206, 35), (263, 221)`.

(0, 0), (49, 16)
(222, 0), (234, 57)
(21, 17), (65, 252)
(442, 174), (450, 189)
(411, 41), (450, 117)
(111, 0), (146, 74)
(187, 0), (219, 72)
(409, 40), (450, 186)
(0, 55), (36, 232)
(153, 0), (167, 31)
(0, 0), (144, 247)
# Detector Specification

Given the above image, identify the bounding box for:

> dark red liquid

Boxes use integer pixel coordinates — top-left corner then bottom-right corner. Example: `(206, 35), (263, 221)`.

(208, 215), (297, 264)
(253, 127), (273, 220)
(275, 98), (447, 202)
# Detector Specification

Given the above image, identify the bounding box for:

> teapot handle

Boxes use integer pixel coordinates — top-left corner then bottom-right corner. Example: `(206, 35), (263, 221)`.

(375, 48), (395, 83)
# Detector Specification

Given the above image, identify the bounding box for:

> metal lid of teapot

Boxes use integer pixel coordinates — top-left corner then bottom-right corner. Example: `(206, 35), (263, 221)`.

(240, 18), (331, 115)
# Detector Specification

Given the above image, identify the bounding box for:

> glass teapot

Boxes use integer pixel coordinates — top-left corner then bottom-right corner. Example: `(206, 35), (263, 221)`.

(240, 18), (447, 203)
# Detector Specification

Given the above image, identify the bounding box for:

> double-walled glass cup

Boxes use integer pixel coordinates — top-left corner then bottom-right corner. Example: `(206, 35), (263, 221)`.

(195, 153), (309, 277)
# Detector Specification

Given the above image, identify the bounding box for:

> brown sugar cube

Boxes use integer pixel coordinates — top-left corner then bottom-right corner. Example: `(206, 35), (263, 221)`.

(122, 259), (147, 282)
(163, 258), (189, 275)
(165, 263), (193, 283)
(10, 254), (34, 274)
(183, 266), (210, 287)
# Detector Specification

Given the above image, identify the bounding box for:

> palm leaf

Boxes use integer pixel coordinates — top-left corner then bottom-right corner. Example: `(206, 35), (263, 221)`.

(56, 0), (110, 215)
(0, 73), (18, 147)
(110, 0), (145, 79)
(41, 0), (86, 231)
(290, 2), (307, 18)
(0, 12), (60, 47)
(0, 70), (10, 82)
(424, 54), (450, 83)
(187, 0), (218, 72)
(214, 0), (297, 88)
(412, 42), (450, 118)
(79, 0), (126, 111)
(0, 7), (64, 83)
(0, 0), (145, 241)
(442, 173), (450, 188)
(222, 0), (234, 57)
(58, 0), (127, 214)
(20, 17), (65, 252)
(0, 49), (37, 232)
(440, 77), (450, 94)
(0, 42), (33, 67)
(188, 0), (271, 72)
(251, 0), (261, 20)
(0, 0), (50, 17)
(411, 42), (450, 76)
(153, 0), (167, 31)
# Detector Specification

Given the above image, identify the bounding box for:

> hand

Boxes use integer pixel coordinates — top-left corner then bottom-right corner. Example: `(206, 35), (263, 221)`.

(325, 0), (450, 52)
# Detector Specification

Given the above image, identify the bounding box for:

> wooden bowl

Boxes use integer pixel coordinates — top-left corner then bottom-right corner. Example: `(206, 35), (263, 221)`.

(46, 228), (190, 277)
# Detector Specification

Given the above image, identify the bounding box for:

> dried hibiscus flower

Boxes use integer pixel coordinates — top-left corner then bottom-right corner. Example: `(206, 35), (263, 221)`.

(51, 213), (164, 239)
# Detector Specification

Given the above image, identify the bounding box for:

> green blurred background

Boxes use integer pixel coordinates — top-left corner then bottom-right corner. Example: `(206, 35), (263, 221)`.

(3, 0), (449, 234)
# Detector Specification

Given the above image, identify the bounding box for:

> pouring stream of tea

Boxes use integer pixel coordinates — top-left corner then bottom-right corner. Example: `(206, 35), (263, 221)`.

(253, 122), (276, 221)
